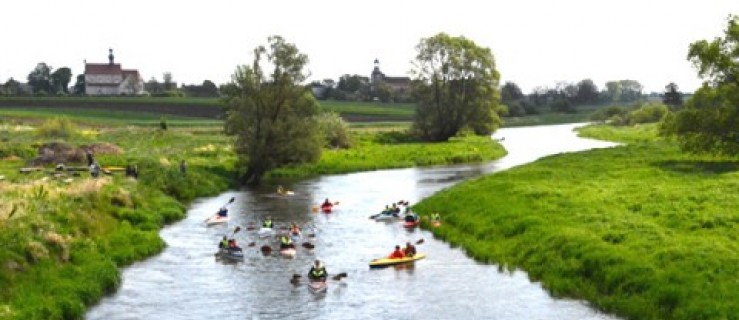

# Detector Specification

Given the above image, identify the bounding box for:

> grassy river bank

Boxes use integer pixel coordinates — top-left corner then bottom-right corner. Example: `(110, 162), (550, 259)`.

(0, 115), (504, 319)
(414, 124), (738, 320)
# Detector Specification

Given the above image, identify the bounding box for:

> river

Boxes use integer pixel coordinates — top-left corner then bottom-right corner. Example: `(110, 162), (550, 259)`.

(87, 123), (620, 320)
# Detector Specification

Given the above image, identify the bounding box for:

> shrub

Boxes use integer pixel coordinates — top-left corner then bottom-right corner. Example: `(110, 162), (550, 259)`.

(317, 112), (351, 148)
(35, 117), (77, 138)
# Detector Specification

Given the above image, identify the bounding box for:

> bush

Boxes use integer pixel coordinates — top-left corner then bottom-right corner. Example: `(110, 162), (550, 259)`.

(35, 117), (77, 138)
(317, 112), (351, 148)
(627, 103), (668, 125)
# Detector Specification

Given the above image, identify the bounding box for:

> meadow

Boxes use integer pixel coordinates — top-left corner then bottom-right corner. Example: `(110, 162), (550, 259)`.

(413, 123), (738, 320)
(0, 110), (505, 319)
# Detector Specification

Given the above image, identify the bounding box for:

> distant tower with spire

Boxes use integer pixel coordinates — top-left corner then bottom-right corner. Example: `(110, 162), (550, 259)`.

(108, 48), (114, 65)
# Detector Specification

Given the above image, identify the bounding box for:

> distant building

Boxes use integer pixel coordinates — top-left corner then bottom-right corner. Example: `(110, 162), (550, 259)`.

(84, 49), (144, 96)
(370, 58), (411, 96)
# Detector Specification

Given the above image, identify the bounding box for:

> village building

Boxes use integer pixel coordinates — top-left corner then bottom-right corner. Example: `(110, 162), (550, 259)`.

(84, 49), (144, 96)
(370, 58), (411, 96)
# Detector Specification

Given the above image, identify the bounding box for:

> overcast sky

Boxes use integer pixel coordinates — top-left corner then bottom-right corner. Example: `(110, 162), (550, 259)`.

(1, 0), (737, 93)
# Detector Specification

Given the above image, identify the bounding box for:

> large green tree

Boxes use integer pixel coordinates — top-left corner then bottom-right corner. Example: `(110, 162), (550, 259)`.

(661, 15), (739, 155)
(50, 67), (72, 94)
(411, 33), (502, 141)
(662, 82), (683, 108)
(27, 62), (52, 94)
(223, 36), (322, 184)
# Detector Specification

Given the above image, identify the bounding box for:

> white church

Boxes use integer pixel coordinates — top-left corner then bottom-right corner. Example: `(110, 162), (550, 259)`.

(84, 49), (144, 96)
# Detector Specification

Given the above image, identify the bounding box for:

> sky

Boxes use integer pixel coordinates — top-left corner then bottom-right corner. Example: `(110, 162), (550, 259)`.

(1, 0), (737, 93)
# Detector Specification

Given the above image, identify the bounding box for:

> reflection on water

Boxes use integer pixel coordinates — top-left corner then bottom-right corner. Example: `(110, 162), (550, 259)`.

(87, 124), (619, 320)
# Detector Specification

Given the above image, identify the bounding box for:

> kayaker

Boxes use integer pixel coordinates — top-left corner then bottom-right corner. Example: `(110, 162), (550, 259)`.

(308, 260), (327, 281)
(277, 185), (285, 195)
(404, 211), (417, 223)
(217, 207), (228, 217)
(218, 236), (228, 249)
(262, 217), (273, 228)
(432, 212), (441, 222)
(228, 239), (242, 251)
(290, 223), (301, 235)
(388, 245), (406, 259)
(321, 198), (333, 208)
(404, 242), (416, 257)
(280, 235), (293, 249)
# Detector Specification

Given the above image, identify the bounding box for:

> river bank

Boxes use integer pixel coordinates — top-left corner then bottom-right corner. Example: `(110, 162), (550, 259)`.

(414, 123), (738, 319)
(0, 118), (504, 319)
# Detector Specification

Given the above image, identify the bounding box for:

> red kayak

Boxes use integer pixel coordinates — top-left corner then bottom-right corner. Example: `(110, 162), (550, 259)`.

(403, 220), (420, 228)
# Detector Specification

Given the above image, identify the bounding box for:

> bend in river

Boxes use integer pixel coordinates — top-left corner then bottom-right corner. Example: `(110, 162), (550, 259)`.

(87, 123), (620, 320)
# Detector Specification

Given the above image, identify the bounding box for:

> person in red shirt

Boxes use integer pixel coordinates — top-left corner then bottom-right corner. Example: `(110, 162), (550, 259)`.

(388, 245), (406, 259)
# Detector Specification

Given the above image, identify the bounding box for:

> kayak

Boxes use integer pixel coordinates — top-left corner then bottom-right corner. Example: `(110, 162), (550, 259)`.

(403, 220), (420, 228)
(280, 247), (296, 257)
(308, 280), (327, 293)
(205, 215), (229, 226)
(369, 253), (426, 268)
(373, 213), (398, 221)
(215, 248), (244, 261)
(258, 227), (274, 238)
(278, 190), (295, 196)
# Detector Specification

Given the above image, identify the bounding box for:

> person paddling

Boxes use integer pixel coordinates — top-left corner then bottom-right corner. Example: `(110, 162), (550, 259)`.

(388, 245), (406, 259)
(321, 198), (333, 209)
(217, 207), (228, 217)
(404, 242), (416, 257)
(280, 235), (294, 249)
(218, 236), (228, 249)
(308, 260), (327, 281)
(262, 216), (273, 228)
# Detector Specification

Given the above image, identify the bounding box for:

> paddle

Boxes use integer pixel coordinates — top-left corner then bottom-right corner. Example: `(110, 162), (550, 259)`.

(231, 226), (242, 237)
(289, 272), (347, 285)
(204, 197), (236, 222)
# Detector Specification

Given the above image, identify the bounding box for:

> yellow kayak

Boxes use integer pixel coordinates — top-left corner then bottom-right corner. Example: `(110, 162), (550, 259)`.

(369, 253), (426, 268)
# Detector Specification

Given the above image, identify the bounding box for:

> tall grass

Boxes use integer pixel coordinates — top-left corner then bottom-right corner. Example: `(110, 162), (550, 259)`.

(0, 123), (235, 319)
(267, 130), (506, 179)
(414, 124), (738, 319)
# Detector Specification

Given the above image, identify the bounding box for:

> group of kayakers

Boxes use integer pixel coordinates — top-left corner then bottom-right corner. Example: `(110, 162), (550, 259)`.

(388, 242), (416, 259)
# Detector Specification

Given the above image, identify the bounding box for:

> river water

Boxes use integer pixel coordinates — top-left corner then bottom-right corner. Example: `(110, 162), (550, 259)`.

(87, 123), (620, 320)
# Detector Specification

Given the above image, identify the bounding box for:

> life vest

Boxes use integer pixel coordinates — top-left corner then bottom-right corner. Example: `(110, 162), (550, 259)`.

(310, 266), (326, 278)
(220, 239), (229, 248)
(281, 236), (292, 245)
(263, 220), (273, 228)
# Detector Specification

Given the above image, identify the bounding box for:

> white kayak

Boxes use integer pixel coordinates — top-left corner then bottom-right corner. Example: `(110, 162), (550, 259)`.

(258, 227), (274, 238)
(205, 215), (229, 226)
(373, 214), (398, 221)
(308, 280), (327, 293)
(214, 248), (244, 261)
(280, 247), (296, 257)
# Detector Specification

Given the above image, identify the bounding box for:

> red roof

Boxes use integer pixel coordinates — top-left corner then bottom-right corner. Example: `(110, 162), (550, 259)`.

(85, 63), (122, 75)
(122, 69), (140, 78)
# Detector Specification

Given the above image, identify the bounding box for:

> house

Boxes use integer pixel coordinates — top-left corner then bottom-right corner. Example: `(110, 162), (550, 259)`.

(84, 49), (144, 96)
(370, 58), (411, 95)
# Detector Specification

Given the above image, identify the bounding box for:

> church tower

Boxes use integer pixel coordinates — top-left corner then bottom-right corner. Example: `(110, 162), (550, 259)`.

(108, 48), (114, 65)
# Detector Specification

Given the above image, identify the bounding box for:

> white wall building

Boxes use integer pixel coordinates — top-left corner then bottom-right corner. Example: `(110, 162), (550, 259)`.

(84, 49), (143, 96)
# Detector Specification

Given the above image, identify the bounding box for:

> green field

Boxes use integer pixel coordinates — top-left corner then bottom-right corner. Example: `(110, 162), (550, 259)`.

(414, 123), (738, 320)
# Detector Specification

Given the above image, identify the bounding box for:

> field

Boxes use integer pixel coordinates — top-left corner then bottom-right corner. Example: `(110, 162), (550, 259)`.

(414, 123), (738, 320)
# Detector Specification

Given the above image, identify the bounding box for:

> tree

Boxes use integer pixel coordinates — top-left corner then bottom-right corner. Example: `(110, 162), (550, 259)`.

(661, 15), (739, 155)
(72, 74), (85, 95)
(163, 72), (174, 90)
(50, 67), (72, 94)
(3, 78), (21, 96)
(662, 82), (683, 108)
(410, 33), (502, 141)
(27, 63), (52, 94)
(501, 82), (524, 102)
(575, 79), (599, 104)
(223, 36), (322, 185)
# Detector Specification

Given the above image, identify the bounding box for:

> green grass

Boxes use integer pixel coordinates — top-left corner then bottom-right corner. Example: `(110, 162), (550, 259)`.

(267, 131), (506, 179)
(0, 108), (221, 127)
(0, 121), (235, 319)
(414, 123), (738, 320)
(501, 105), (603, 127)
(319, 100), (415, 117)
(0, 96), (222, 106)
